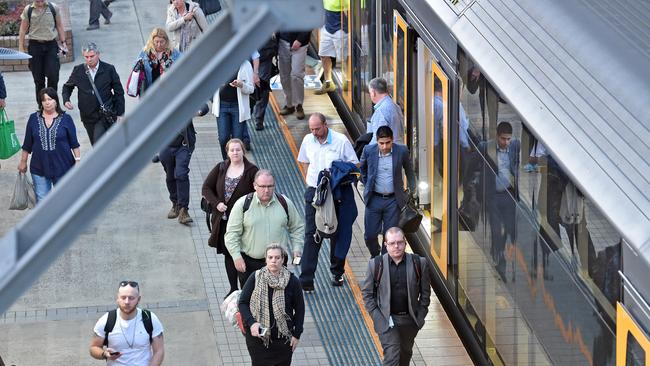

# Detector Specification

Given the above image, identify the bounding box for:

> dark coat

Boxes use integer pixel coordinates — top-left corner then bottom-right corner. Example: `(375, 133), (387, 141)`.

(201, 157), (258, 250)
(62, 60), (125, 122)
(0, 72), (6, 99)
(360, 143), (415, 208)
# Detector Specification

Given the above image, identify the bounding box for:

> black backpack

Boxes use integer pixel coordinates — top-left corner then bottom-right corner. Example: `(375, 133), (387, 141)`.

(27, 3), (58, 31)
(242, 192), (289, 221)
(103, 309), (154, 346)
(373, 254), (422, 294)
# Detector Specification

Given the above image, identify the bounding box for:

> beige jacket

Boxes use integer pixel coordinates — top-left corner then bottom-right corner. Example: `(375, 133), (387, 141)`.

(166, 1), (209, 52)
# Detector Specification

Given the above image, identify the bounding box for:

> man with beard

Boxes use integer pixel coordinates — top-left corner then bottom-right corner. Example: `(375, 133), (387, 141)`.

(89, 281), (165, 365)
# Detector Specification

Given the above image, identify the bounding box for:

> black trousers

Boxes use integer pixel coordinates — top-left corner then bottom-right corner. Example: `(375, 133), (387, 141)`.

(245, 331), (293, 366)
(237, 253), (266, 287)
(89, 0), (112, 26)
(28, 40), (60, 105)
(379, 314), (419, 366)
(82, 118), (108, 145)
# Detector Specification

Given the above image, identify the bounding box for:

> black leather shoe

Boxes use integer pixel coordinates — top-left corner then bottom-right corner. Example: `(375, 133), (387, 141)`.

(331, 274), (344, 287)
(255, 121), (264, 130)
(302, 283), (315, 293)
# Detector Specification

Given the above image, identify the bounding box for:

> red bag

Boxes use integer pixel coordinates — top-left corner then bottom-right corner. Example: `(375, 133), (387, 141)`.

(235, 311), (246, 335)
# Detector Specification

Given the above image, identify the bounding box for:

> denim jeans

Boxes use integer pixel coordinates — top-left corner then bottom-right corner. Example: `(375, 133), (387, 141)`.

(31, 173), (59, 203)
(217, 101), (243, 159)
(159, 144), (193, 209)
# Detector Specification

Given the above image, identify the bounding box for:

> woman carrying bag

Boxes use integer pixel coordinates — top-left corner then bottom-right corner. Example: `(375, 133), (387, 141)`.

(202, 138), (258, 297)
(238, 243), (304, 366)
(166, 0), (208, 52)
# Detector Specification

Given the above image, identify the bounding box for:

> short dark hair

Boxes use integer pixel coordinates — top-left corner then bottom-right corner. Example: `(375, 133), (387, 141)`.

(496, 121), (512, 136)
(375, 125), (394, 140)
(38, 87), (64, 115)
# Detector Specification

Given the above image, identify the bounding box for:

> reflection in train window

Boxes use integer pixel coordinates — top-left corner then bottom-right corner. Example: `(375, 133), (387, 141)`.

(350, 0), (375, 120)
(626, 332), (645, 366)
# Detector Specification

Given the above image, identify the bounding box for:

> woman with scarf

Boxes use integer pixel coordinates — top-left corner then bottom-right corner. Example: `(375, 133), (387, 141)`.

(166, 0), (208, 52)
(134, 28), (196, 225)
(238, 243), (304, 365)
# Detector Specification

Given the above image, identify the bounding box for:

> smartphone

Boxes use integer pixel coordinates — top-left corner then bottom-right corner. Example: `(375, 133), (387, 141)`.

(292, 256), (301, 265)
(259, 326), (267, 337)
(109, 351), (120, 356)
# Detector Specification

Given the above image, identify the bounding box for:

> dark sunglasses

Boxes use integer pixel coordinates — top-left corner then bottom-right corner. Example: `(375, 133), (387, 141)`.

(119, 281), (139, 288)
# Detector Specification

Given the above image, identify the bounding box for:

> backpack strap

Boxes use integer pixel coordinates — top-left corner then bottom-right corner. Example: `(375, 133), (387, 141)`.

(27, 3), (58, 31)
(242, 192), (254, 213)
(372, 255), (383, 294)
(242, 192), (289, 222)
(102, 309), (118, 347)
(411, 254), (422, 283)
(274, 192), (290, 222)
(141, 309), (154, 344)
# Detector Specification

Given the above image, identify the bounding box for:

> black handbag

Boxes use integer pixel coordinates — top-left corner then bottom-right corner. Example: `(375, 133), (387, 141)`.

(198, 0), (221, 15)
(85, 66), (116, 128)
(398, 192), (423, 233)
(200, 197), (213, 232)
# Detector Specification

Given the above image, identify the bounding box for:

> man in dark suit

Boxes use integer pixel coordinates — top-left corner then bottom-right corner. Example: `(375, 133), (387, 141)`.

(362, 227), (431, 366)
(360, 126), (416, 257)
(478, 121), (520, 280)
(62, 42), (124, 145)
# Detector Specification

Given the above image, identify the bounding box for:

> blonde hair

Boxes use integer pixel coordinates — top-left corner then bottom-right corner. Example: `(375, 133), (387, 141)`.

(144, 27), (171, 54)
(226, 138), (245, 154)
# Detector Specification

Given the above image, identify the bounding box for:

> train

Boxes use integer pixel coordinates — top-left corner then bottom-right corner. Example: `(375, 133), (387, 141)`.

(311, 0), (650, 365)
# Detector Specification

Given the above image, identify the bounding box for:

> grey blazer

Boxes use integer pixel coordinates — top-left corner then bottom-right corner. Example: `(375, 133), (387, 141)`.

(361, 253), (431, 334)
(359, 143), (416, 208)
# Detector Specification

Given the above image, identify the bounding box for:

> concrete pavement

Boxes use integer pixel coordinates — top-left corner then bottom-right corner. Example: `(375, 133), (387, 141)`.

(0, 0), (220, 364)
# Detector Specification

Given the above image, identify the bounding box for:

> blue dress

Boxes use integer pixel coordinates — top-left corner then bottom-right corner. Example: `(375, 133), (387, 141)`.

(22, 112), (80, 179)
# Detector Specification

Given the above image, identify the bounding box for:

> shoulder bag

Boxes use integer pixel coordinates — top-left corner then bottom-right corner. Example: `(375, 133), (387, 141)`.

(85, 66), (116, 128)
(398, 190), (423, 233)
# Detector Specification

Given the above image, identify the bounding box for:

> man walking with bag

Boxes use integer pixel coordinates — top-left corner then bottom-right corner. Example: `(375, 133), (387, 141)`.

(360, 126), (415, 258)
(62, 42), (125, 145)
(362, 227), (430, 366)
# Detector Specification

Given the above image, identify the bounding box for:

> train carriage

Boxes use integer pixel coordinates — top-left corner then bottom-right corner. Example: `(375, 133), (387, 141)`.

(318, 0), (650, 364)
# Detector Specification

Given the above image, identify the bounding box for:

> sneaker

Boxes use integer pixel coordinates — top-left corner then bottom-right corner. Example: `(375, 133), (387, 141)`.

(295, 104), (305, 120)
(302, 283), (315, 293)
(331, 274), (344, 287)
(255, 121), (264, 131)
(279, 106), (295, 116)
(314, 80), (336, 95)
(86, 24), (100, 31)
(167, 204), (179, 219)
(178, 207), (193, 225)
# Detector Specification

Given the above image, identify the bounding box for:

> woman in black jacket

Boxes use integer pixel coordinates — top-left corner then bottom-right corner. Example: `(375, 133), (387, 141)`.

(201, 138), (258, 296)
(238, 243), (305, 366)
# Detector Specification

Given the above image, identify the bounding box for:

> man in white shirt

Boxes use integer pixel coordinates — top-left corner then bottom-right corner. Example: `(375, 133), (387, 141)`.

(89, 281), (164, 365)
(298, 113), (359, 292)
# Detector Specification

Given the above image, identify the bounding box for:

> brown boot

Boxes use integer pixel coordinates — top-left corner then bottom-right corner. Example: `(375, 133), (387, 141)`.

(295, 104), (305, 120)
(178, 207), (193, 225)
(279, 105), (295, 115)
(167, 203), (179, 219)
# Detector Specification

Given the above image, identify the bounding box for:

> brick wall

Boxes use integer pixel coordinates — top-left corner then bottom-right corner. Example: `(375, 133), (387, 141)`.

(0, 0), (74, 72)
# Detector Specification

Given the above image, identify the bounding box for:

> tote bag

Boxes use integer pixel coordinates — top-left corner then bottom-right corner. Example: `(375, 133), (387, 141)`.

(0, 108), (21, 160)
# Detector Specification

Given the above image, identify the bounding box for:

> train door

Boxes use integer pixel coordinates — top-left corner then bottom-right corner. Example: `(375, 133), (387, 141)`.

(414, 38), (449, 278)
(393, 10), (408, 139)
(350, 0), (376, 121)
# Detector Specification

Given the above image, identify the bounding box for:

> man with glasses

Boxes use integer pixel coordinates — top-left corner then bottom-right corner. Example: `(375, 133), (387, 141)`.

(362, 227), (430, 366)
(89, 281), (165, 365)
(225, 169), (304, 285)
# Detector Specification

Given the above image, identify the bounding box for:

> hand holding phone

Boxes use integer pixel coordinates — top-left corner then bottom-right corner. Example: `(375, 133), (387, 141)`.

(292, 256), (301, 265)
(259, 326), (267, 337)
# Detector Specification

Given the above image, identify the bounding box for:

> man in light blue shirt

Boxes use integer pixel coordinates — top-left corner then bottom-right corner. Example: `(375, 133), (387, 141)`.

(367, 77), (403, 144)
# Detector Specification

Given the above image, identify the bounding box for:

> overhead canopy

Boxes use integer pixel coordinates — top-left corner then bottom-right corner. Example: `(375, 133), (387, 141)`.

(429, 0), (650, 254)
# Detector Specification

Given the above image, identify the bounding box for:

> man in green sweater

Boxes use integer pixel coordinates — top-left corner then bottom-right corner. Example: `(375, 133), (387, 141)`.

(225, 169), (305, 284)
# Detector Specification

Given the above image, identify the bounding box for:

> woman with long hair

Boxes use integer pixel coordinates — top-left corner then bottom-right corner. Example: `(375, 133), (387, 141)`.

(18, 87), (81, 202)
(202, 138), (258, 297)
(134, 27), (196, 225)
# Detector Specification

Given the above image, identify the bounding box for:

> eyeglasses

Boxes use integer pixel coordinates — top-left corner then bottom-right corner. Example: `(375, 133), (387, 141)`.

(256, 184), (275, 189)
(119, 281), (139, 288)
(386, 240), (406, 247)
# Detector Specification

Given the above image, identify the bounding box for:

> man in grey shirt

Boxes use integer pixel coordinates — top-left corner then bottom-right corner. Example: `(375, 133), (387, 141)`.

(367, 77), (403, 144)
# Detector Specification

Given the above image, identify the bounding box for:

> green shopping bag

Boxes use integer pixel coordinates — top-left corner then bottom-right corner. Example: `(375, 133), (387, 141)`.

(0, 108), (21, 160)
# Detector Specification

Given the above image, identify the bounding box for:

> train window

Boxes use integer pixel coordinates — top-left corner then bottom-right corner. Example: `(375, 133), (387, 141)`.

(350, 0), (375, 120)
(393, 10), (408, 130)
(379, 0), (393, 92)
(626, 332), (645, 366)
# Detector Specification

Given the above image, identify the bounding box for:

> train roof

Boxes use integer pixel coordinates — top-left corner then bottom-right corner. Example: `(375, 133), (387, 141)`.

(428, 0), (650, 256)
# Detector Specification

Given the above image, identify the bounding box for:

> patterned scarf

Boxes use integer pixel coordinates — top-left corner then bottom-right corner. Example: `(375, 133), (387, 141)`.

(250, 266), (292, 347)
(147, 50), (174, 75)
